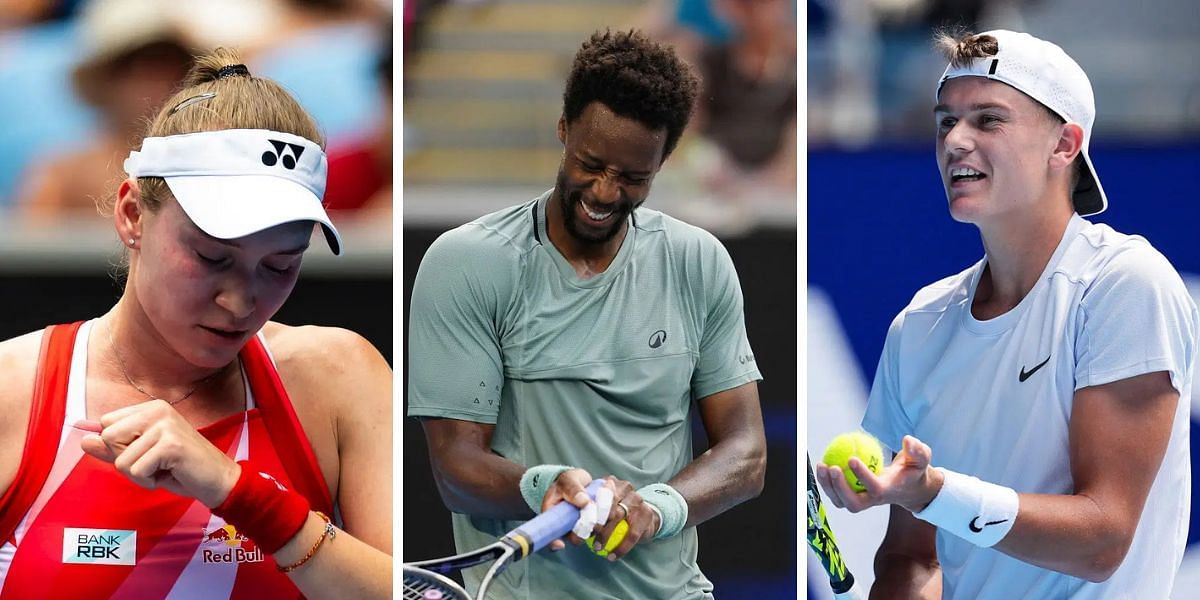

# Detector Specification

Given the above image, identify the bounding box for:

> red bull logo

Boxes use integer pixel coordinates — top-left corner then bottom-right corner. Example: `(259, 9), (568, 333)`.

(201, 523), (264, 564)
(201, 524), (245, 547)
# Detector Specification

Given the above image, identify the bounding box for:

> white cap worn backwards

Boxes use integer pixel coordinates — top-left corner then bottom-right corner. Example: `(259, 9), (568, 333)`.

(124, 128), (343, 254)
(936, 30), (1106, 217)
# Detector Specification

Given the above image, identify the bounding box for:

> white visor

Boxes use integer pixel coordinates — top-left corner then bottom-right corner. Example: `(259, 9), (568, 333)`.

(124, 129), (342, 255)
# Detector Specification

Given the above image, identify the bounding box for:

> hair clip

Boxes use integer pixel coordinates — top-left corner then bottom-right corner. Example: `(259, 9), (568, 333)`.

(170, 92), (217, 115)
(216, 64), (251, 79)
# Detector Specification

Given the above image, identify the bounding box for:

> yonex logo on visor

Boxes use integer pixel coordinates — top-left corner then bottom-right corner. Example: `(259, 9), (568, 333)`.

(123, 128), (343, 255)
(262, 140), (306, 169)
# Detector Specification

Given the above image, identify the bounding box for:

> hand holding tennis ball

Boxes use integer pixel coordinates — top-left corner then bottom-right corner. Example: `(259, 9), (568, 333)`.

(822, 432), (884, 493)
(817, 434), (942, 515)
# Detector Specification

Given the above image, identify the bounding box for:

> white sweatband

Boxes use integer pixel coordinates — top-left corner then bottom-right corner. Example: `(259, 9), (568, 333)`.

(914, 467), (1019, 548)
(638, 483), (688, 540)
(519, 464), (573, 514)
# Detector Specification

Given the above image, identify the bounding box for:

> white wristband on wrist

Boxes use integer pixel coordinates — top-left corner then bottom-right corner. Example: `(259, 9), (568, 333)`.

(913, 467), (1019, 548)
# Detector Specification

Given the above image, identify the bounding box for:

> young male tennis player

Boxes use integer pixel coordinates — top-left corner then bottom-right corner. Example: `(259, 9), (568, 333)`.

(816, 29), (1196, 599)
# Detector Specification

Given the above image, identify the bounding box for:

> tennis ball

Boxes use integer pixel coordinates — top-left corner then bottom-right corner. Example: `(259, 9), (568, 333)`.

(822, 432), (884, 493)
(586, 519), (629, 557)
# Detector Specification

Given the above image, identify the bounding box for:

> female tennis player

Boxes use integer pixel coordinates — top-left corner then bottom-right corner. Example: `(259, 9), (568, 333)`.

(0, 49), (391, 599)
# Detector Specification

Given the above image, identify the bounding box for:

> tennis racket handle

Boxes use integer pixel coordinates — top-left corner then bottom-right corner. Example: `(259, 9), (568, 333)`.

(514, 479), (604, 553)
(834, 583), (867, 600)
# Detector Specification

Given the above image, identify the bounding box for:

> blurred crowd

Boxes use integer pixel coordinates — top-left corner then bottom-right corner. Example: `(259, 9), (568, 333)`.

(8, 0), (1195, 231)
(0, 0), (392, 231)
(641, 0), (798, 202)
(809, 0), (1200, 147)
(402, 0), (797, 222)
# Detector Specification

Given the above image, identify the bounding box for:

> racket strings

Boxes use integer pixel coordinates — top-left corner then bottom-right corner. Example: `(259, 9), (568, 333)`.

(403, 567), (471, 600)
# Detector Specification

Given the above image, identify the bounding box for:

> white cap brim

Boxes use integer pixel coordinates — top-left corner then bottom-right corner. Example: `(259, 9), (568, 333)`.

(166, 174), (342, 254)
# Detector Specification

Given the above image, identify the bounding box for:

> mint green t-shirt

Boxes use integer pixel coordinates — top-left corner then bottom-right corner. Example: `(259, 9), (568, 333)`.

(408, 192), (762, 599)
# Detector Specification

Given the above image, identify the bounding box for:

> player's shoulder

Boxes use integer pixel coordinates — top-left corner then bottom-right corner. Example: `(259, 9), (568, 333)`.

(902, 262), (981, 317)
(880, 263), (980, 345)
(420, 200), (537, 271)
(0, 329), (47, 400)
(452, 199), (540, 251)
(638, 207), (730, 264)
(261, 322), (387, 377)
(639, 207), (718, 242)
(261, 322), (390, 411)
(1060, 219), (1185, 291)
(642, 209), (744, 295)
(0, 329), (48, 482)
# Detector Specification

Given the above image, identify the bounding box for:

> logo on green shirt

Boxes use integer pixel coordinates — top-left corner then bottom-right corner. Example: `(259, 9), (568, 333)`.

(649, 330), (667, 348)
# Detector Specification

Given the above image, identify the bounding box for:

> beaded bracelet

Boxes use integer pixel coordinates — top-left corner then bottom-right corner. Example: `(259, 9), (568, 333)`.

(277, 511), (336, 573)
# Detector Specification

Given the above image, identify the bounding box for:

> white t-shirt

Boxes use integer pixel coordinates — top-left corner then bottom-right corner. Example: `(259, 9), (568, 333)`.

(863, 214), (1198, 599)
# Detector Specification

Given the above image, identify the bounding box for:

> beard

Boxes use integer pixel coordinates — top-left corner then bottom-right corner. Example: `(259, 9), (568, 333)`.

(554, 169), (639, 245)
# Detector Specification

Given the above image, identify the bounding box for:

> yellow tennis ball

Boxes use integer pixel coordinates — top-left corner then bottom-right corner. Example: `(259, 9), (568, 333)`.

(586, 519), (629, 557)
(822, 432), (884, 493)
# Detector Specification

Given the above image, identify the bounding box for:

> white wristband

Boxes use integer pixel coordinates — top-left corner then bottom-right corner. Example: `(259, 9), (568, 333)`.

(913, 468), (1019, 548)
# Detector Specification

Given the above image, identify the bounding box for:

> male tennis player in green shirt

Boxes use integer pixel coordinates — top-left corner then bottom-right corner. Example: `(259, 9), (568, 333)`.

(408, 30), (768, 599)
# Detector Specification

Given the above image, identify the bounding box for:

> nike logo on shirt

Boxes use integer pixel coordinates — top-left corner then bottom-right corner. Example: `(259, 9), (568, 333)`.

(1018, 355), (1051, 382)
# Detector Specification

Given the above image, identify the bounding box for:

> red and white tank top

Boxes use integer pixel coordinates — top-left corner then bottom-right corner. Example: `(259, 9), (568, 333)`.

(0, 321), (334, 599)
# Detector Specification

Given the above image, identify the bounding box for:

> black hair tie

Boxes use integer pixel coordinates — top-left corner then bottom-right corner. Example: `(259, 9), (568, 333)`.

(216, 64), (250, 79)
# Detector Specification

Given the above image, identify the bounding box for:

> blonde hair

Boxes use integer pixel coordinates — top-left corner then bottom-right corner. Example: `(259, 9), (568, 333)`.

(934, 29), (999, 68)
(102, 48), (324, 214)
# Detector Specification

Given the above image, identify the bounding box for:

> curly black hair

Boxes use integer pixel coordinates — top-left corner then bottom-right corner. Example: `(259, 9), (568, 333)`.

(562, 30), (700, 160)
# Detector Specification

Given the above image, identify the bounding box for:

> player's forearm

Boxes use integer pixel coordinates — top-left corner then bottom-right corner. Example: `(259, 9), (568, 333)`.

(421, 419), (536, 519)
(430, 445), (532, 519)
(870, 553), (942, 600)
(668, 433), (766, 527)
(276, 512), (392, 599)
(991, 492), (1134, 582)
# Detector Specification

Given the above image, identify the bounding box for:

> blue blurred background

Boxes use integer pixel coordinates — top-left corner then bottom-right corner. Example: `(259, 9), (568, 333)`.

(808, 0), (1200, 597)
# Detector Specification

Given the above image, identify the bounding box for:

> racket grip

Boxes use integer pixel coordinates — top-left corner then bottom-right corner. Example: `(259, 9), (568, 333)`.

(512, 479), (604, 554)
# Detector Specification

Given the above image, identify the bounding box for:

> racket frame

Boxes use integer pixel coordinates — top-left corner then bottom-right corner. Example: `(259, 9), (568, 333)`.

(807, 455), (860, 596)
(402, 564), (473, 600)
